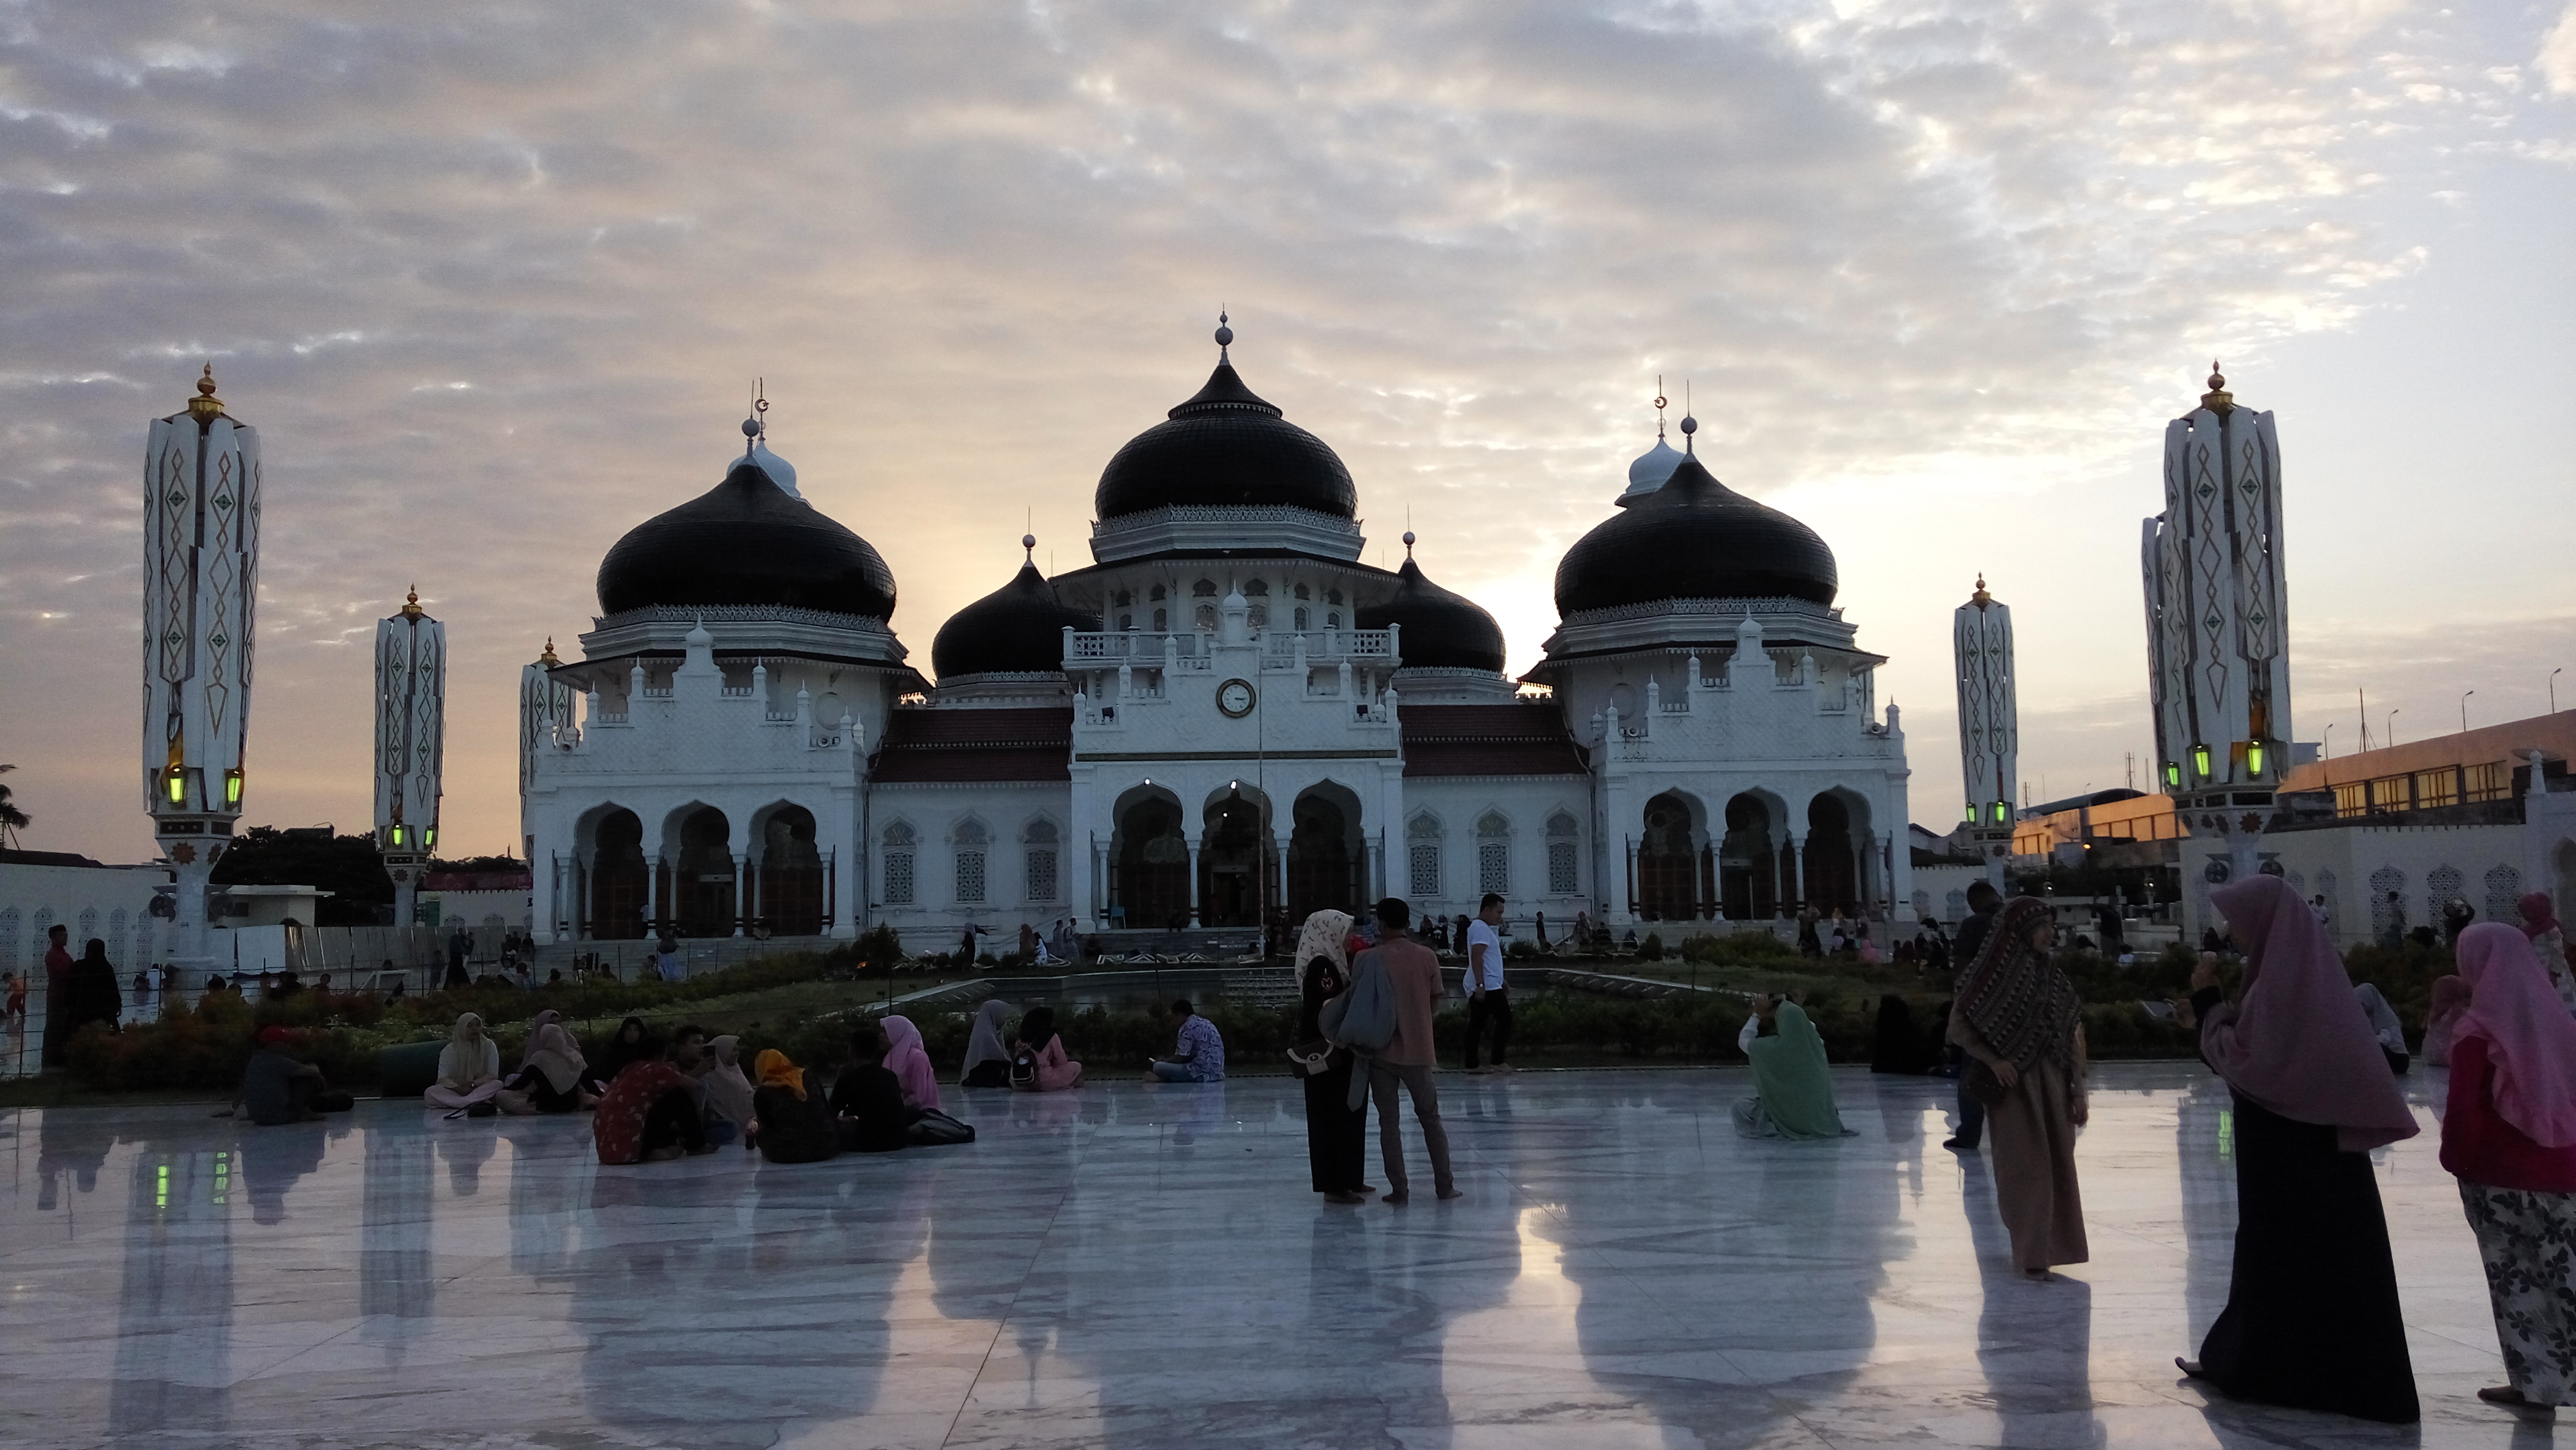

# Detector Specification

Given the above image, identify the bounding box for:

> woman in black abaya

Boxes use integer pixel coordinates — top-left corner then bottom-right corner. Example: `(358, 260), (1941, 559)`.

(1289, 909), (1371, 1204)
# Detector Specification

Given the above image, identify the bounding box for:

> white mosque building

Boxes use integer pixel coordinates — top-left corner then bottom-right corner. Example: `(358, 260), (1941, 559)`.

(519, 323), (1914, 949)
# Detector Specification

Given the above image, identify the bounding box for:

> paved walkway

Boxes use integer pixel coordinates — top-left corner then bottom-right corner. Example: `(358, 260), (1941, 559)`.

(0, 1063), (2537, 1448)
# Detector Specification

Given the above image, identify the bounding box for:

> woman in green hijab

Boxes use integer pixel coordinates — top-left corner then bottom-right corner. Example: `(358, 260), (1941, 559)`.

(1732, 995), (1852, 1139)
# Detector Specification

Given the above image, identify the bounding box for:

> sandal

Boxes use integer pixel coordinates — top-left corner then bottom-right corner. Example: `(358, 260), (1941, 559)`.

(2174, 1358), (2209, 1380)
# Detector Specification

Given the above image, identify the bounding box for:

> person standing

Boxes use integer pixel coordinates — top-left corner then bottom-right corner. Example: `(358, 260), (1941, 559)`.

(58, 939), (124, 1053)
(1462, 893), (1513, 1073)
(2170, 873), (2421, 1423)
(443, 925), (471, 989)
(1948, 896), (2088, 1279)
(39, 923), (74, 1068)
(1942, 881), (2004, 1151)
(2441, 921), (2576, 1411)
(2517, 892), (2576, 1015)
(1361, 898), (1458, 1204)
(1289, 909), (1370, 1203)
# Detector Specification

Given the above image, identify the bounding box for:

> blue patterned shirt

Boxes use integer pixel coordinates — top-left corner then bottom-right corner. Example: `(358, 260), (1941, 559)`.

(1174, 1014), (1226, 1080)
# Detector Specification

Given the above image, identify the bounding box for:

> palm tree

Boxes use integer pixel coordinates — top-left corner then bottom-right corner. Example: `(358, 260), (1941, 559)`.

(0, 764), (28, 851)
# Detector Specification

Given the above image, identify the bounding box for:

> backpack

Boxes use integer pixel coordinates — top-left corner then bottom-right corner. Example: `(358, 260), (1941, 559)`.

(1320, 949), (1398, 1053)
(1008, 1046), (1038, 1091)
(906, 1108), (976, 1146)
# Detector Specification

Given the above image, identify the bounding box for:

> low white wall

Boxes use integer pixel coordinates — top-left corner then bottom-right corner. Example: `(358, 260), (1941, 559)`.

(0, 861), (167, 974)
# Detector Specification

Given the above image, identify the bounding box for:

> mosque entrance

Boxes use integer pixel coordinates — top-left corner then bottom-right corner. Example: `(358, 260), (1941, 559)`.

(1116, 798), (1191, 930)
(1637, 792), (1701, 920)
(1805, 795), (1859, 915)
(759, 806), (824, 936)
(1199, 792), (1273, 929)
(589, 809), (648, 940)
(1287, 789), (1360, 923)
(1720, 795), (1778, 920)
(674, 807), (735, 936)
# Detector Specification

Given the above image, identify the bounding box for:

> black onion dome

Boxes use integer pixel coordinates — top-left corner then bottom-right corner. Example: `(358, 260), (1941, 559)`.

(1094, 363), (1358, 519)
(931, 560), (1098, 677)
(1553, 454), (1837, 615)
(1360, 557), (1507, 672)
(597, 462), (897, 619)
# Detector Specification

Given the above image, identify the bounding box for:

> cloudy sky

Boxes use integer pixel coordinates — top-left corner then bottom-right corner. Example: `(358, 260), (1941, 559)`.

(3, 0), (2572, 865)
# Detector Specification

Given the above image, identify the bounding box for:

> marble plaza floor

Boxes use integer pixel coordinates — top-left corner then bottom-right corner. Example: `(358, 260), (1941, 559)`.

(0, 1063), (2550, 1449)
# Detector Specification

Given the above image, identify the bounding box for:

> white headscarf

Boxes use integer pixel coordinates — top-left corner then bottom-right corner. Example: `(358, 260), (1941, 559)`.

(1294, 910), (1354, 987)
(961, 999), (1013, 1078)
(437, 1012), (500, 1088)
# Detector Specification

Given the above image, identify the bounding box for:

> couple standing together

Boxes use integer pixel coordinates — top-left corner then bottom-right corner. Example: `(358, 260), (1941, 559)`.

(1291, 896), (1481, 1205)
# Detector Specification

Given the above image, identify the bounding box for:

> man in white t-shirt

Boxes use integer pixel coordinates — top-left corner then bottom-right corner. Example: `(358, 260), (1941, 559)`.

(1462, 892), (1513, 1073)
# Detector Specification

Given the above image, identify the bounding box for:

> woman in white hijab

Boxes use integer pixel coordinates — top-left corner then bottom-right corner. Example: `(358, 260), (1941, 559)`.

(1290, 909), (1372, 1204)
(960, 1000), (1014, 1088)
(428, 1013), (505, 1113)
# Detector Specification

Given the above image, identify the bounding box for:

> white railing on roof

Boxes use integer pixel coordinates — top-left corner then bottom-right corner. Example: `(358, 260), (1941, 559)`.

(1262, 628), (1396, 664)
(1065, 631), (1208, 663)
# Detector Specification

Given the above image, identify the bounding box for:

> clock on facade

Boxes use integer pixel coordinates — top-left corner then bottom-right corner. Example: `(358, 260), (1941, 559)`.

(1217, 678), (1256, 717)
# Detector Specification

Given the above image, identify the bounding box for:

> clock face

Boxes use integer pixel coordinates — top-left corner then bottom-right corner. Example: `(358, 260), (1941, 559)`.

(1217, 678), (1256, 718)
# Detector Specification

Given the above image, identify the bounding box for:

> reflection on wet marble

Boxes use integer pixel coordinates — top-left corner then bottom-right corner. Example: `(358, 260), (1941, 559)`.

(0, 1063), (2540, 1448)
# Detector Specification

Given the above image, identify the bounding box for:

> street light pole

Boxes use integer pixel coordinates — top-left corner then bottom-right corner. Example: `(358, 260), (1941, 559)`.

(2324, 723), (2334, 760)
(2554, 668), (2563, 715)
(2388, 708), (2401, 748)
(2462, 689), (2475, 736)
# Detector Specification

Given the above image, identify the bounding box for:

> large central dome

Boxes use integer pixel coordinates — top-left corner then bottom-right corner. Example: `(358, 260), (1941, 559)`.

(597, 459), (897, 620)
(1094, 339), (1357, 521)
(1554, 454), (1837, 615)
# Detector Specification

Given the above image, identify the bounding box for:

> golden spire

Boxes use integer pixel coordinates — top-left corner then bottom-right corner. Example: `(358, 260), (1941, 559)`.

(1971, 574), (1991, 607)
(2200, 359), (2234, 415)
(539, 636), (561, 666)
(186, 362), (223, 422)
(399, 585), (425, 620)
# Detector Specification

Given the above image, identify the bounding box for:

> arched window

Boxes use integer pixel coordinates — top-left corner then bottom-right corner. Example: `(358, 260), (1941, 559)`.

(1545, 811), (1581, 895)
(1244, 579), (1268, 596)
(1249, 604), (1268, 628)
(1294, 606), (1310, 631)
(2484, 865), (2522, 928)
(1294, 583), (1311, 600)
(1326, 588), (1344, 606)
(1407, 813), (1443, 898)
(1476, 813), (1511, 896)
(1119, 612), (1134, 631)
(109, 908), (130, 970)
(2368, 866), (2405, 938)
(1327, 612), (1342, 629)
(1152, 607), (1168, 632)
(1025, 820), (1060, 903)
(78, 907), (99, 948)
(0, 907), (19, 973)
(1112, 590), (1133, 608)
(1195, 604), (1216, 631)
(1193, 579), (1218, 598)
(954, 820), (989, 904)
(1150, 584), (1167, 602)
(882, 823), (917, 906)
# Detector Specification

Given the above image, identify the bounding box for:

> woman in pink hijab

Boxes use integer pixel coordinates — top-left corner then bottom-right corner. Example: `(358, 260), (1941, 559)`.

(2442, 921), (2576, 1410)
(880, 1015), (943, 1113)
(2171, 873), (2421, 1423)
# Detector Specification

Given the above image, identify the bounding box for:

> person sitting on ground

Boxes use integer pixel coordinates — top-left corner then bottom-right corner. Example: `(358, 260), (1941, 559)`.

(1009, 1006), (1083, 1091)
(426, 1012), (509, 1113)
(959, 1001), (1014, 1088)
(1734, 994), (1855, 1139)
(594, 1015), (659, 1085)
(1147, 999), (1225, 1083)
(696, 1034), (757, 1147)
(592, 1025), (716, 1164)
(751, 1047), (840, 1163)
(227, 1026), (355, 1125)
(507, 1009), (599, 1111)
(880, 1015), (945, 1112)
(830, 1023), (918, 1152)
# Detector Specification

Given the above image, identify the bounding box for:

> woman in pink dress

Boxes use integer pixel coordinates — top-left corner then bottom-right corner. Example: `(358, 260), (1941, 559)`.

(1009, 1007), (1083, 1091)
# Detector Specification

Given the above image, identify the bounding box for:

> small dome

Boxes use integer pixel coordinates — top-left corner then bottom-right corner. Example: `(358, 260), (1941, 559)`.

(930, 560), (1097, 678)
(1554, 454), (1838, 615)
(1095, 360), (1357, 520)
(1359, 556), (1507, 672)
(597, 460), (896, 619)
(1619, 435), (1684, 506)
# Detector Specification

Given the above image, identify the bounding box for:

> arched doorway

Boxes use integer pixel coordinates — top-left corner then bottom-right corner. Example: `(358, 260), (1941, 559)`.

(1288, 788), (1361, 922)
(590, 809), (647, 940)
(758, 806), (824, 936)
(1199, 791), (1273, 928)
(673, 806), (735, 936)
(1805, 795), (1858, 914)
(1720, 794), (1777, 920)
(1115, 796), (1190, 930)
(1638, 792), (1699, 920)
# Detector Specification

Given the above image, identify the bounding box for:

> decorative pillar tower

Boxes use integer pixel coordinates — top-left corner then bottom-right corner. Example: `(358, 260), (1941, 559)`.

(520, 637), (576, 941)
(1953, 576), (2015, 890)
(2142, 363), (2291, 880)
(143, 366), (261, 971)
(373, 588), (446, 927)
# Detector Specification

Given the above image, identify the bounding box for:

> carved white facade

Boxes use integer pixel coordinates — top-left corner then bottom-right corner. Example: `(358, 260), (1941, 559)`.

(1953, 577), (2015, 885)
(373, 590), (446, 926)
(141, 367), (261, 966)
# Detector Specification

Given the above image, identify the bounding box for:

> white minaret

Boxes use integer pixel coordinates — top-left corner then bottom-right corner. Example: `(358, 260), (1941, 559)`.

(374, 588), (446, 927)
(1953, 575), (2015, 890)
(143, 365), (261, 973)
(2142, 362), (2292, 878)
(519, 636), (575, 939)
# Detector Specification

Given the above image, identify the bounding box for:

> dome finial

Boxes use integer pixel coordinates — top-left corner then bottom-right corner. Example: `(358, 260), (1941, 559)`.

(1653, 377), (1668, 439)
(400, 584), (424, 620)
(1402, 528), (1417, 558)
(540, 636), (560, 666)
(2200, 359), (2234, 415)
(1022, 531), (1037, 560)
(187, 361), (223, 421)
(742, 378), (769, 456)
(1678, 381), (1697, 456)
(1214, 309), (1234, 362)
(1971, 574), (1991, 607)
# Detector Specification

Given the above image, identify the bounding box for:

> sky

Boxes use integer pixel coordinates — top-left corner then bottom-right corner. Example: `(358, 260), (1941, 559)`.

(2, 0), (2572, 865)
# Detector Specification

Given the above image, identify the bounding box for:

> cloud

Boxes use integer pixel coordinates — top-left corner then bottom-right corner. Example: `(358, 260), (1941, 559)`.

(2543, 2), (2576, 94)
(0, 0), (2564, 862)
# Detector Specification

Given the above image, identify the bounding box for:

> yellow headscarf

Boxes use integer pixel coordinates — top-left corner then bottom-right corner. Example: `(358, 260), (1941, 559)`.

(754, 1047), (806, 1100)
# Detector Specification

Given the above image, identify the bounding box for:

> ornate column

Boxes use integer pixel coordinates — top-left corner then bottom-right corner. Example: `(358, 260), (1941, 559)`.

(1186, 834), (1203, 926)
(733, 851), (752, 937)
(374, 588), (445, 932)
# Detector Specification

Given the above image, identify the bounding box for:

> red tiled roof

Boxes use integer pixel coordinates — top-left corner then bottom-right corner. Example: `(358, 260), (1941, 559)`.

(871, 707), (1073, 783)
(1402, 705), (1590, 778)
